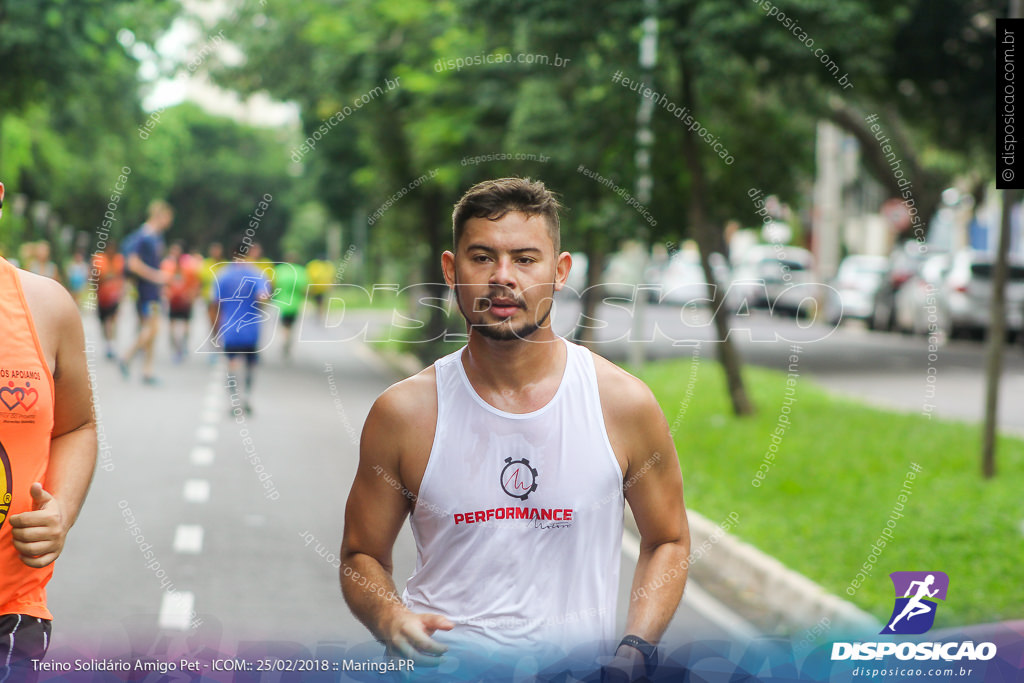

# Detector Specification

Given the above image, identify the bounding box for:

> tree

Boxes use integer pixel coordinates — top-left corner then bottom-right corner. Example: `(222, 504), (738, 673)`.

(217, 0), (580, 359)
(0, 0), (178, 255)
(135, 103), (298, 254)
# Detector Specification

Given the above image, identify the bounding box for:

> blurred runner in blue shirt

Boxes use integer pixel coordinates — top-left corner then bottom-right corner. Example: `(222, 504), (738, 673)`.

(212, 238), (271, 414)
(120, 200), (173, 385)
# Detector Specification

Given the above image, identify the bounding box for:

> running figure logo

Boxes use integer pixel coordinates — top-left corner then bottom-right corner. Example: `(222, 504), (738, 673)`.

(881, 571), (949, 635)
(500, 457), (538, 501)
(213, 276), (273, 347)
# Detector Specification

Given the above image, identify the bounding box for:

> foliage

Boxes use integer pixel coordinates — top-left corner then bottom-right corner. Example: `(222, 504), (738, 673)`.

(134, 103), (297, 254)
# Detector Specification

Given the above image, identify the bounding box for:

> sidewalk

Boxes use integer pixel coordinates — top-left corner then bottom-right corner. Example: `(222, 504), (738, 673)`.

(811, 366), (1024, 437)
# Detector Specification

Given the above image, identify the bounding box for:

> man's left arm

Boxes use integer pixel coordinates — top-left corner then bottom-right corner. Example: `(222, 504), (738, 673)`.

(10, 287), (96, 568)
(609, 378), (690, 674)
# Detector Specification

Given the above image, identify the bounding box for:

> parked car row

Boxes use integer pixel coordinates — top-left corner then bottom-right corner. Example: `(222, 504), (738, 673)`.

(624, 245), (823, 318)
(889, 249), (1024, 340)
(566, 242), (1024, 342)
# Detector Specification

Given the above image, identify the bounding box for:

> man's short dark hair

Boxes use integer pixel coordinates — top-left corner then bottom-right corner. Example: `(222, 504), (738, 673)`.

(452, 177), (562, 252)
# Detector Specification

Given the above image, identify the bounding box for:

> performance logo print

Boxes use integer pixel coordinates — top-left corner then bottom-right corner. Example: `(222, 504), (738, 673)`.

(500, 457), (538, 501)
(0, 380), (39, 412)
(881, 571), (949, 635)
(0, 440), (11, 531)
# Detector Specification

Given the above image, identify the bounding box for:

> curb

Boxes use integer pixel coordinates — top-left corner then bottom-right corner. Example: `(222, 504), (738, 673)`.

(624, 507), (881, 638)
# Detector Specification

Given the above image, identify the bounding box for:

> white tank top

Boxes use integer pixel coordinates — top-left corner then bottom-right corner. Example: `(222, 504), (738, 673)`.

(402, 337), (624, 662)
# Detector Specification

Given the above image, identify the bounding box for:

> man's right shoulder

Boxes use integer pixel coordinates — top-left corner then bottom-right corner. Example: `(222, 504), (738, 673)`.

(367, 365), (438, 435)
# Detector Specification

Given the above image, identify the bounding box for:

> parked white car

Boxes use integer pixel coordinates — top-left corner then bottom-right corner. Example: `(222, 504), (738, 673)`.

(654, 251), (731, 306)
(825, 255), (889, 325)
(728, 245), (819, 317)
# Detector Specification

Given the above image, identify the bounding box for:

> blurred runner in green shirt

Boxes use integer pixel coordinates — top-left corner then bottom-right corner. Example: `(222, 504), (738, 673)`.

(271, 256), (309, 359)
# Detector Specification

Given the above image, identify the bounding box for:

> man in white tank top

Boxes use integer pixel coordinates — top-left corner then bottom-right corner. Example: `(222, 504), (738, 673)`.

(341, 178), (690, 680)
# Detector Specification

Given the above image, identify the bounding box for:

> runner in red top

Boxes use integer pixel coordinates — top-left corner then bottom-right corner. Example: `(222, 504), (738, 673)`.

(164, 243), (201, 363)
(92, 242), (125, 360)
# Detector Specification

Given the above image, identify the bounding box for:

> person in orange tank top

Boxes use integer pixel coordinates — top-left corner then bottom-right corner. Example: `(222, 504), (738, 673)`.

(93, 242), (125, 360)
(0, 182), (97, 680)
(164, 243), (201, 363)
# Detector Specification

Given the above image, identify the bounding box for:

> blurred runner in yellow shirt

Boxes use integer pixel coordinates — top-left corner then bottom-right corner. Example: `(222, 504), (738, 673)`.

(305, 257), (334, 323)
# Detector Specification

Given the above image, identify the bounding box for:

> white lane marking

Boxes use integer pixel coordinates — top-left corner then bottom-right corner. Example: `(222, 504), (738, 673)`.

(183, 480), (211, 504)
(158, 591), (195, 631)
(173, 524), (204, 554)
(620, 529), (759, 641)
(190, 446), (215, 466)
(196, 425), (218, 443)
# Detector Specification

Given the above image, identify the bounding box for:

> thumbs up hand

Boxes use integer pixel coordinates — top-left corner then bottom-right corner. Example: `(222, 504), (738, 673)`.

(9, 483), (67, 568)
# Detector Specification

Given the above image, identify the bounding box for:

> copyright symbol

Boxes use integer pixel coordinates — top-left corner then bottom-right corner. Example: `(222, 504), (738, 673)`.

(1003, 168), (1015, 182)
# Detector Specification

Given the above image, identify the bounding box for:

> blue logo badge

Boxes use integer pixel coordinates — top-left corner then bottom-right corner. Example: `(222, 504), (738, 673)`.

(881, 571), (949, 635)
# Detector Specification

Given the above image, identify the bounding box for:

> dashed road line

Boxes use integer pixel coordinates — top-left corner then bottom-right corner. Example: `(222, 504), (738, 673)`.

(183, 479), (211, 503)
(158, 590), (196, 631)
(190, 446), (215, 466)
(173, 524), (204, 554)
(196, 425), (218, 443)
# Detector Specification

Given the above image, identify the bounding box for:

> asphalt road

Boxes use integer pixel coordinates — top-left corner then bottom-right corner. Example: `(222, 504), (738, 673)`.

(44, 302), (740, 668)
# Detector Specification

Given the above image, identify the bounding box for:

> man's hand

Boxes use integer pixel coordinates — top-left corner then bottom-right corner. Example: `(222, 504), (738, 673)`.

(601, 645), (647, 682)
(128, 253), (169, 285)
(382, 611), (454, 665)
(9, 483), (67, 568)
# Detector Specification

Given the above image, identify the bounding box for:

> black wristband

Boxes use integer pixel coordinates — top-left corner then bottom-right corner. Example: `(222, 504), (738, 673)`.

(618, 635), (658, 675)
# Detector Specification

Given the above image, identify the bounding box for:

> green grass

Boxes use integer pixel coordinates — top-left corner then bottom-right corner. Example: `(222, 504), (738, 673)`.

(633, 357), (1024, 629)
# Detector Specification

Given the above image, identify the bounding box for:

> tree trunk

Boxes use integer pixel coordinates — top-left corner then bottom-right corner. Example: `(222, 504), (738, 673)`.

(981, 188), (1016, 478)
(828, 102), (943, 243)
(415, 188), (451, 365)
(980, 0), (1023, 477)
(679, 57), (754, 416)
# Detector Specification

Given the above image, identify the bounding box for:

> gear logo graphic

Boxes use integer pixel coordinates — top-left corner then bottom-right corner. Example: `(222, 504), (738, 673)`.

(500, 457), (538, 501)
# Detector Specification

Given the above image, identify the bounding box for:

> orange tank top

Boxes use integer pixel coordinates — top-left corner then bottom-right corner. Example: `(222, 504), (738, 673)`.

(0, 257), (56, 619)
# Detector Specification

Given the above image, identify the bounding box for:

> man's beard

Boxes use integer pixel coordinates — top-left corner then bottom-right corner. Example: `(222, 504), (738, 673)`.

(453, 280), (554, 341)
(474, 304), (552, 341)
